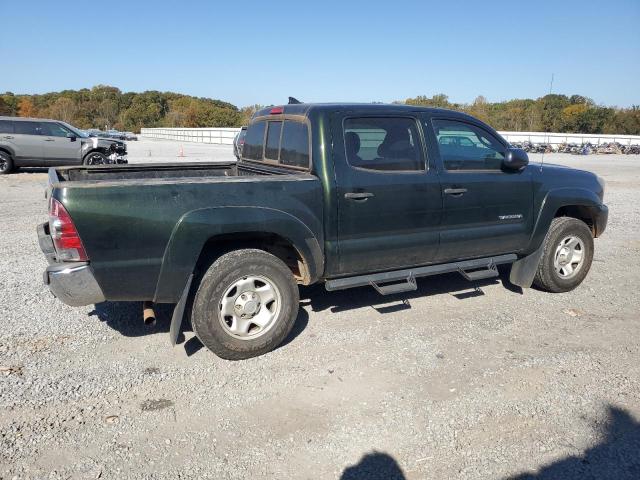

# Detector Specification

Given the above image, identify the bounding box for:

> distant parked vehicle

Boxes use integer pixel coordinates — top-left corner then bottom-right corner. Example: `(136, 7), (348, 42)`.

(233, 126), (247, 160)
(107, 130), (126, 140)
(123, 132), (138, 141)
(0, 116), (127, 173)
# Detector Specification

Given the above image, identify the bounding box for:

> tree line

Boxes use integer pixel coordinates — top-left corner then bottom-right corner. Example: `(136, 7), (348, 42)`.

(400, 94), (639, 135)
(0, 85), (259, 133)
(0, 85), (638, 135)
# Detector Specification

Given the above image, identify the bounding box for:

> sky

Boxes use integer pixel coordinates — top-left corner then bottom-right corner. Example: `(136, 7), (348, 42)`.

(1, 0), (638, 108)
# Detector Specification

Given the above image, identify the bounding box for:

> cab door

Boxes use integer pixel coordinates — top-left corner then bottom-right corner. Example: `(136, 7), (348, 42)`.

(423, 115), (534, 262)
(40, 122), (82, 165)
(332, 113), (442, 275)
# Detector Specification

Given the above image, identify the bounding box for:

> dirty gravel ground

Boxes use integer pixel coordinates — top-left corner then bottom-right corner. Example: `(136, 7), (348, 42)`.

(1, 143), (639, 479)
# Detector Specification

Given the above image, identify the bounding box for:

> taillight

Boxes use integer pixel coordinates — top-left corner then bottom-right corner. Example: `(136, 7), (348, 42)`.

(270, 106), (284, 114)
(49, 198), (88, 262)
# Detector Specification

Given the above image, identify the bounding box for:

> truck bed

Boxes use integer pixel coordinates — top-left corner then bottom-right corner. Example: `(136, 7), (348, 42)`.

(54, 161), (295, 183)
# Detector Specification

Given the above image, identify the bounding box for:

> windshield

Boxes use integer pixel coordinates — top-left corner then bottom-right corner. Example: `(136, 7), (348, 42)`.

(61, 122), (89, 138)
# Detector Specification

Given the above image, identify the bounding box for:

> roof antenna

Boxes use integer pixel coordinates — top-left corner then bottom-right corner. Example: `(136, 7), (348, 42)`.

(540, 73), (554, 172)
(288, 97), (302, 105)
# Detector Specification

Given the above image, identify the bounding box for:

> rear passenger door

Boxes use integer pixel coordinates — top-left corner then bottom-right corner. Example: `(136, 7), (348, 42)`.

(12, 121), (45, 163)
(424, 115), (533, 261)
(332, 114), (442, 275)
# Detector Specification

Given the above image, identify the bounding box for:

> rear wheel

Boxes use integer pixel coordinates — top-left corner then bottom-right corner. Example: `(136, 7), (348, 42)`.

(83, 151), (109, 165)
(0, 151), (14, 174)
(534, 217), (594, 292)
(191, 249), (300, 360)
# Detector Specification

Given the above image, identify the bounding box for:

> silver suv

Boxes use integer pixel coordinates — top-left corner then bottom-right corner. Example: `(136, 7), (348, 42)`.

(0, 117), (127, 174)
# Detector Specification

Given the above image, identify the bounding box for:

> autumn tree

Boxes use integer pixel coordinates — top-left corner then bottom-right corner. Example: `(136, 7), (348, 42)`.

(18, 98), (37, 117)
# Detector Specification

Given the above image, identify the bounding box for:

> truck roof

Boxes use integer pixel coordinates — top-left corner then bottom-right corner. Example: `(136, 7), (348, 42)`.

(253, 103), (473, 119)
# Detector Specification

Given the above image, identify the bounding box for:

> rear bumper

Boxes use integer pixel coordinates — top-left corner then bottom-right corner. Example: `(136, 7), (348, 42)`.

(594, 204), (608, 237)
(38, 222), (105, 307)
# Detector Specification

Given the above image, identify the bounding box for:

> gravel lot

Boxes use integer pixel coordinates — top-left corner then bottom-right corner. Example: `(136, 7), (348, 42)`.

(1, 140), (639, 479)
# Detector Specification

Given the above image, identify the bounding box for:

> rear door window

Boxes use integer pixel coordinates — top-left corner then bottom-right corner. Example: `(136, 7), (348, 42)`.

(280, 121), (310, 168)
(13, 121), (42, 135)
(265, 121), (283, 160)
(0, 120), (14, 134)
(242, 120), (266, 160)
(343, 117), (424, 171)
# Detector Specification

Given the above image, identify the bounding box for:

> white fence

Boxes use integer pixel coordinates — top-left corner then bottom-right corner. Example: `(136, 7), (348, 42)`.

(140, 127), (640, 147)
(498, 131), (640, 146)
(140, 127), (240, 145)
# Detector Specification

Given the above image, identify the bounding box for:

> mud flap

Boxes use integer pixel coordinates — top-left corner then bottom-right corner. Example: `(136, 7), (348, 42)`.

(169, 274), (193, 346)
(509, 244), (544, 288)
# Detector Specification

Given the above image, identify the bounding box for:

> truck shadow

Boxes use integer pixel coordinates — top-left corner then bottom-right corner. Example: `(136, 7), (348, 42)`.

(88, 266), (517, 353)
(87, 299), (309, 357)
(300, 264), (521, 314)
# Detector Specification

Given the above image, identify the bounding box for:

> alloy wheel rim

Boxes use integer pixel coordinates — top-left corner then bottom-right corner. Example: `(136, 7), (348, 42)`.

(553, 235), (585, 279)
(0, 157), (7, 171)
(218, 275), (281, 340)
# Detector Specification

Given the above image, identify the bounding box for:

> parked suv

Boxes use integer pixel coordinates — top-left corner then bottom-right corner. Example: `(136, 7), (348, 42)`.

(0, 117), (127, 174)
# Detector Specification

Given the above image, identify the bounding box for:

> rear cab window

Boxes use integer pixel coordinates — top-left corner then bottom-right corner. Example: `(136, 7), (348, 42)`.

(241, 118), (310, 170)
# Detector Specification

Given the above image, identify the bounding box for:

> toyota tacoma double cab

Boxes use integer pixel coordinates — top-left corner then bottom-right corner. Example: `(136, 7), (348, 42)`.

(0, 116), (127, 174)
(38, 103), (608, 360)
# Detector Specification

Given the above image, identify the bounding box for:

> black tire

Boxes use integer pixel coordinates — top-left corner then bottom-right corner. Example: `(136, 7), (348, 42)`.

(191, 249), (300, 360)
(533, 217), (594, 293)
(83, 151), (109, 165)
(0, 151), (14, 174)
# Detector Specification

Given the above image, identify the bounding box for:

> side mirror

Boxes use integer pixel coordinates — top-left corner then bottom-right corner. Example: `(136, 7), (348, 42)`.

(67, 133), (77, 142)
(503, 147), (529, 171)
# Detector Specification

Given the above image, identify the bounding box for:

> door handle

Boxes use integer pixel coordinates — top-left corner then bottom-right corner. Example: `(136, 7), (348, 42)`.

(344, 192), (374, 202)
(3, 135), (14, 139)
(44, 138), (55, 142)
(444, 188), (467, 196)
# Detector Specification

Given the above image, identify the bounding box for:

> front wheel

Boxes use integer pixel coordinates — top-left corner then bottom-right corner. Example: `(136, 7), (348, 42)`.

(83, 152), (109, 165)
(534, 217), (594, 293)
(191, 249), (300, 360)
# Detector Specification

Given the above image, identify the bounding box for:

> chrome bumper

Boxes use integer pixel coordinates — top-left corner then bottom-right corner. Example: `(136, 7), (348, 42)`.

(38, 222), (105, 307)
(43, 263), (106, 307)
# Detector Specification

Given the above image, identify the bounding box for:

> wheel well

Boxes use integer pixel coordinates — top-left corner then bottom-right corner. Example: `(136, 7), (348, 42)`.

(83, 148), (107, 159)
(555, 206), (596, 235)
(0, 147), (13, 159)
(194, 232), (310, 285)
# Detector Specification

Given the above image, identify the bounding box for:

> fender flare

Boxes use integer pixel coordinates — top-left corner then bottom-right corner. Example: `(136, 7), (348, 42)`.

(153, 206), (323, 303)
(0, 145), (16, 158)
(526, 187), (604, 253)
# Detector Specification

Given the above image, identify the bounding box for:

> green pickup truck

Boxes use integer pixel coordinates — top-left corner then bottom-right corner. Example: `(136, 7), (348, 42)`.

(38, 103), (608, 360)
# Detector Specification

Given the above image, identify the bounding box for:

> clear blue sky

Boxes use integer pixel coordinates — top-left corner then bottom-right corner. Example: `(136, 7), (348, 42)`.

(1, 0), (638, 107)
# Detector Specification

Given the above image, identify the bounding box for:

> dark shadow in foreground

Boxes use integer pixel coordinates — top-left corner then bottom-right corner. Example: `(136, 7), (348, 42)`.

(508, 405), (640, 480)
(341, 452), (406, 480)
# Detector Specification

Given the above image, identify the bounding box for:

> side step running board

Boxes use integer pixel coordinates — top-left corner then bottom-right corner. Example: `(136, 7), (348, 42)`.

(458, 261), (498, 281)
(370, 274), (417, 295)
(325, 254), (516, 294)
